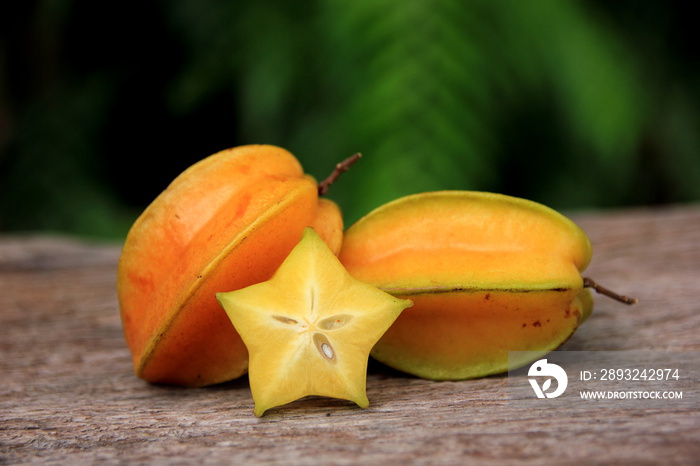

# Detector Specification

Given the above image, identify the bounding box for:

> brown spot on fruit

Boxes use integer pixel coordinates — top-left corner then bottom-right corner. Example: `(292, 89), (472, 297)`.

(128, 272), (155, 293)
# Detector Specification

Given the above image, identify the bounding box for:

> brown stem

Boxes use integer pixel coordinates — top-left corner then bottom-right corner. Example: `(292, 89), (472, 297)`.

(583, 277), (638, 305)
(318, 153), (362, 196)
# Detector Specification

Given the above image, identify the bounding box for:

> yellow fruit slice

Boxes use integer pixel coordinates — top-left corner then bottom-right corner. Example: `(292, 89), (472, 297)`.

(217, 228), (412, 416)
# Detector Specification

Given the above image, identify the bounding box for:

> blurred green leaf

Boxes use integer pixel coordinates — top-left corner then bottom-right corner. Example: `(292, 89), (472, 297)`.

(0, 0), (698, 238)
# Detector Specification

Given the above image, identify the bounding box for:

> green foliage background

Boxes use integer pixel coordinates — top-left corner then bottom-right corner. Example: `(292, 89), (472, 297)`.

(1, 1), (698, 239)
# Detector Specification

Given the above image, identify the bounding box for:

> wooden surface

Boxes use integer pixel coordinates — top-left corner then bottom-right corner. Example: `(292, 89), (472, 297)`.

(2, 205), (699, 464)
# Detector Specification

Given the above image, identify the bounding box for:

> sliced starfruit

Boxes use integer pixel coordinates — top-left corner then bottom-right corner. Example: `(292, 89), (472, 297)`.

(217, 227), (412, 416)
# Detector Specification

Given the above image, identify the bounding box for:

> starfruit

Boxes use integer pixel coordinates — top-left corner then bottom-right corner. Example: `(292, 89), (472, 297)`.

(117, 145), (343, 387)
(339, 191), (634, 380)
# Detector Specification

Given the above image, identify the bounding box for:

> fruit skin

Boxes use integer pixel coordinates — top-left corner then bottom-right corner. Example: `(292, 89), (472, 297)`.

(117, 144), (343, 387)
(338, 191), (593, 380)
(217, 227), (412, 416)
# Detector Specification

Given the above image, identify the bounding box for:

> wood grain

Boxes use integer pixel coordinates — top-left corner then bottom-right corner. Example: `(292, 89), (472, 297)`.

(2, 205), (699, 465)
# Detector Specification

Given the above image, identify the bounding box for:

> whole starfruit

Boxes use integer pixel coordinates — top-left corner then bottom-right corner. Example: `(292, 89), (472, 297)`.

(117, 144), (343, 387)
(338, 191), (634, 380)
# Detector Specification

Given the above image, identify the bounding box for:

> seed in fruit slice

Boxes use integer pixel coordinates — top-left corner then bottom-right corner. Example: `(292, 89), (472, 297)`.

(217, 227), (412, 417)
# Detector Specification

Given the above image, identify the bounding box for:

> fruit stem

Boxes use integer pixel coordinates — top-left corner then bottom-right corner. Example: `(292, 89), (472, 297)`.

(318, 153), (362, 196)
(583, 277), (638, 305)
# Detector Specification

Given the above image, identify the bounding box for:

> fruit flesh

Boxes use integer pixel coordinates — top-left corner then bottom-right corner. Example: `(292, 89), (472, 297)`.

(117, 145), (343, 387)
(338, 191), (593, 380)
(217, 228), (412, 416)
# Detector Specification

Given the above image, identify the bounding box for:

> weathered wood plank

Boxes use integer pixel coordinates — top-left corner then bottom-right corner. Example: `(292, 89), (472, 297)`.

(1, 205), (699, 464)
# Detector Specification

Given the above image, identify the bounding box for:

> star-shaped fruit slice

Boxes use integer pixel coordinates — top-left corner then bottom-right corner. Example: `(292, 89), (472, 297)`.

(217, 227), (412, 416)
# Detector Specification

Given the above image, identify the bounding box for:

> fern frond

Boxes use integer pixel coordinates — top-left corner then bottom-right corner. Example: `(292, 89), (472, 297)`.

(316, 0), (500, 223)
